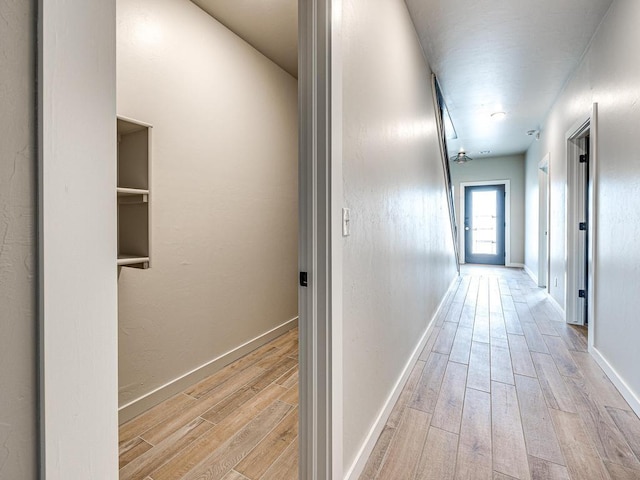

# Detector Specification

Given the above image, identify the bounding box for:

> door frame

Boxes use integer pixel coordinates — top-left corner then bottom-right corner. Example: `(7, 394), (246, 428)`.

(459, 180), (512, 266)
(565, 104), (598, 348)
(39, 0), (340, 477)
(538, 153), (550, 290)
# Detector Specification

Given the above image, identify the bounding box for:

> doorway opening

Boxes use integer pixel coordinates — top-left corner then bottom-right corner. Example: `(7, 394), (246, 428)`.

(565, 104), (597, 340)
(460, 182), (509, 266)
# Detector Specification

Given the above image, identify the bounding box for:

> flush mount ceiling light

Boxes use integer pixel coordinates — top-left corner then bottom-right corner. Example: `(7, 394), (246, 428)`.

(491, 111), (507, 120)
(450, 150), (473, 164)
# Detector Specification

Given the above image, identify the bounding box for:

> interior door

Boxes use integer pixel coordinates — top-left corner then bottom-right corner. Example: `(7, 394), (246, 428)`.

(464, 184), (506, 265)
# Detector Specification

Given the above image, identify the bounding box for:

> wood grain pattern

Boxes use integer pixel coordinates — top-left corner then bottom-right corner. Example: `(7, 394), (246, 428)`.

(410, 352), (448, 413)
(119, 437), (153, 469)
(468, 341), (491, 393)
(606, 406), (640, 462)
(528, 456), (570, 480)
(542, 335), (580, 378)
(508, 334), (536, 378)
(415, 427), (458, 480)
(260, 435), (298, 480)
(514, 374), (564, 465)
(603, 461), (640, 480)
(549, 408), (610, 480)
(431, 361), (468, 433)
(450, 326), (474, 364)
(455, 388), (492, 480)
(530, 352), (577, 413)
(492, 381), (530, 479)
(491, 343), (515, 385)
(434, 321), (459, 354)
(571, 352), (630, 410)
(520, 321), (550, 354)
(387, 360), (425, 429)
(359, 426), (396, 479)
(376, 408), (431, 479)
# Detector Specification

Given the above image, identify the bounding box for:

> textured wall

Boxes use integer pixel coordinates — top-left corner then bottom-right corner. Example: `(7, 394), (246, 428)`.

(0, 0), (37, 477)
(117, 0), (298, 409)
(525, 1), (640, 407)
(450, 154), (526, 265)
(341, 0), (458, 472)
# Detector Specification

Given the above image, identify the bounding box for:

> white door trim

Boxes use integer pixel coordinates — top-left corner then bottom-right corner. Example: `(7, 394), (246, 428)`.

(298, 0), (343, 478)
(459, 180), (512, 266)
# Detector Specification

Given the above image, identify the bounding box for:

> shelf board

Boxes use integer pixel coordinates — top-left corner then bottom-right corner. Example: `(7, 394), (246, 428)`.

(117, 254), (150, 266)
(117, 187), (149, 196)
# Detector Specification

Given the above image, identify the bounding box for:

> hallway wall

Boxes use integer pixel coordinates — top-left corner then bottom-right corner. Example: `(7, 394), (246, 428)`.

(450, 154), (525, 265)
(341, 0), (458, 474)
(0, 0), (37, 477)
(117, 0), (298, 417)
(525, 0), (640, 411)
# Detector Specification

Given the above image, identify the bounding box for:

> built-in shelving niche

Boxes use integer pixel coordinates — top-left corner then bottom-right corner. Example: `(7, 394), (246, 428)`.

(117, 117), (151, 269)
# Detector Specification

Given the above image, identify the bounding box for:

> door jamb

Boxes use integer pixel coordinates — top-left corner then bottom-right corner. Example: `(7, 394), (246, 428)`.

(564, 104), (598, 348)
(459, 180), (511, 266)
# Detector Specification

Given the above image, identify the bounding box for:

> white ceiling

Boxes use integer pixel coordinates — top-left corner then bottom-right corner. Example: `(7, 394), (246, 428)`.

(192, 0), (614, 158)
(191, 0), (298, 77)
(405, 0), (613, 158)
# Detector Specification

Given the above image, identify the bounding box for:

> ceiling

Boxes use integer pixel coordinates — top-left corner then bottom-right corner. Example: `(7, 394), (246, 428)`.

(192, 0), (614, 158)
(191, 0), (298, 77)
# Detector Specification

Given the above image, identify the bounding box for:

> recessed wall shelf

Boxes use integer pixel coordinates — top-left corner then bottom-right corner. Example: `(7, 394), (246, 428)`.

(117, 116), (152, 269)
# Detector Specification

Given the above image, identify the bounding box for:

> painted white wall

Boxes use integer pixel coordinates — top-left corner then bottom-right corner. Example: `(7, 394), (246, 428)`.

(341, 0), (458, 473)
(450, 154), (526, 265)
(524, 0), (640, 409)
(40, 0), (118, 477)
(524, 142), (542, 280)
(0, 0), (37, 477)
(117, 0), (298, 412)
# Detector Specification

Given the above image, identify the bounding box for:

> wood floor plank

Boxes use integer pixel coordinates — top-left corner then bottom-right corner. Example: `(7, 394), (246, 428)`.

(434, 321), (459, 355)
(530, 352), (577, 413)
(376, 408), (431, 479)
(259, 436), (298, 480)
(459, 277), (479, 329)
(119, 437), (153, 469)
(431, 362), (468, 433)
(455, 388), (492, 480)
(175, 400), (293, 480)
(514, 375), (564, 465)
(508, 334), (536, 378)
(606, 406), (640, 463)
(492, 381), (531, 480)
(359, 426), (396, 479)
(119, 393), (197, 446)
(414, 427), (458, 480)
(491, 343), (515, 385)
(564, 376), (640, 470)
(520, 322), (550, 354)
(279, 384), (298, 406)
(140, 365), (265, 445)
(234, 407), (298, 480)
(552, 323), (587, 353)
(571, 352), (630, 410)
(221, 470), (251, 480)
(542, 335), (581, 378)
(420, 326), (441, 361)
(387, 360), (425, 429)
(275, 366), (298, 388)
(450, 326), (473, 365)
(410, 353), (448, 414)
(528, 456), (570, 480)
(603, 461), (640, 480)
(504, 310), (524, 335)
(549, 408), (610, 480)
(120, 417), (214, 480)
(468, 341), (491, 393)
(494, 473), (518, 480)
(491, 312), (509, 340)
(473, 313), (491, 344)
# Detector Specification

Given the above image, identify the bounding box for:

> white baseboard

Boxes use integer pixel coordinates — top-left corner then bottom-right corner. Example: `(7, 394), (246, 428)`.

(118, 316), (298, 424)
(590, 346), (640, 417)
(523, 265), (538, 284)
(343, 274), (459, 480)
(509, 262), (525, 269)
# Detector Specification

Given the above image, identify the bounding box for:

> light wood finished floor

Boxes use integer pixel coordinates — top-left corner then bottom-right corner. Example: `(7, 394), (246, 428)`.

(361, 265), (640, 480)
(118, 327), (299, 480)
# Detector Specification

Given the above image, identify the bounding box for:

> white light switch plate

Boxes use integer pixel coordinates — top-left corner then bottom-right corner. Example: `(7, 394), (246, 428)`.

(342, 208), (350, 236)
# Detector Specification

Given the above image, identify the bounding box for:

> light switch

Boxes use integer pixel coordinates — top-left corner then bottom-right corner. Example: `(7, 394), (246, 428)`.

(342, 208), (351, 237)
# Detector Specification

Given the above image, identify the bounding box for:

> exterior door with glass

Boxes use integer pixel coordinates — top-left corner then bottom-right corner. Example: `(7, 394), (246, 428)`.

(464, 184), (506, 265)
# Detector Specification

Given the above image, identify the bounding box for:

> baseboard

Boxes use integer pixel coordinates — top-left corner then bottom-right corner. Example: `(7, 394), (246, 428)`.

(509, 262), (525, 269)
(590, 346), (640, 417)
(118, 316), (299, 424)
(547, 295), (565, 320)
(343, 274), (459, 480)
(523, 265), (538, 284)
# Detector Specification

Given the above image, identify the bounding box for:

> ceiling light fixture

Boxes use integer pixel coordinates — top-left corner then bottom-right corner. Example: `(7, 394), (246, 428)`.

(450, 150), (473, 164)
(527, 129), (541, 140)
(491, 111), (507, 120)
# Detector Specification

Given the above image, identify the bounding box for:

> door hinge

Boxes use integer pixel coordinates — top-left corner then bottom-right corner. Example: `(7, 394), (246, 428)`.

(579, 154), (588, 163)
(299, 272), (308, 287)
(578, 289), (586, 298)
(579, 222), (587, 231)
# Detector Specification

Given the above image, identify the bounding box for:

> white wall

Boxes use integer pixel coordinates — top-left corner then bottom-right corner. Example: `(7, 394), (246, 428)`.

(40, 0), (119, 477)
(341, 0), (458, 473)
(450, 154), (526, 265)
(117, 0), (298, 415)
(524, 0), (640, 410)
(0, 0), (37, 477)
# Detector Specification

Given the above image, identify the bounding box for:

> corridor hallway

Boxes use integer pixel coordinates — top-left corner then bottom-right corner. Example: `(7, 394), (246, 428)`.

(360, 266), (640, 479)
